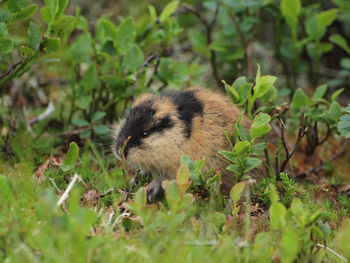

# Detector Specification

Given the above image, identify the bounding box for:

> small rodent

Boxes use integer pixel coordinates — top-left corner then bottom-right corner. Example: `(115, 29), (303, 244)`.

(113, 87), (250, 201)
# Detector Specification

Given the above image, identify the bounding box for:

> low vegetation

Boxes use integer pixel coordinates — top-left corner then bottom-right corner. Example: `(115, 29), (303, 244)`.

(1, 0), (350, 262)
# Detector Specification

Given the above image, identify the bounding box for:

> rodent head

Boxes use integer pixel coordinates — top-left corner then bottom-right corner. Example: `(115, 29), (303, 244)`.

(113, 94), (185, 171)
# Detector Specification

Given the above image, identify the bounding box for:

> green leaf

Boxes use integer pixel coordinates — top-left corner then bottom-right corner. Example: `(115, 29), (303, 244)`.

(9, 4), (37, 23)
(69, 33), (91, 63)
(20, 46), (33, 57)
(340, 58), (350, 70)
(28, 22), (41, 51)
(338, 114), (350, 138)
(317, 9), (339, 29)
(233, 141), (251, 157)
(135, 187), (147, 207)
(148, 5), (157, 22)
(42, 37), (60, 53)
(251, 142), (268, 156)
(292, 88), (309, 109)
(80, 130), (91, 138)
(50, 15), (75, 39)
(230, 181), (245, 203)
(219, 150), (236, 163)
(176, 165), (190, 185)
(252, 113), (271, 128)
(250, 113), (271, 140)
(124, 44), (144, 72)
(93, 125), (109, 135)
(101, 18), (117, 40)
(223, 80), (240, 104)
(244, 158), (262, 172)
(212, 212), (226, 229)
(0, 38), (13, 53)
(280, 0), (301, 27)
(331, 88), (344, 102)
(92, 112), (106, 123)
(269, 183), (279, 203)
(330, 34), (350, 54)
(312, 84), (327, 100)
(8, 0), (28, 13)
(328, 101), (342, 122)
(159, 1), (179, 23)
(165, 180), (181, 211)
(270, 202), (286, 230)
(61, 142), (79, 172)
(115, 17), (136, 53)
(281, 228), (299, 260)
(254, 73), (277, 99)
(76, 96), (92, 109)
(81, 64), (98, 91)
(72, 118), (90, 127)
(227, 164), (241, 175)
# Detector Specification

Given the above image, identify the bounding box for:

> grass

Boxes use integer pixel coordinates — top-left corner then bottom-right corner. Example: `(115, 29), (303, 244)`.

(1, 124), (350, 263)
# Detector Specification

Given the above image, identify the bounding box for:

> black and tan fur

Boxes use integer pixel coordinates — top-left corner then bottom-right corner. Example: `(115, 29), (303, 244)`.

(113, 87), (250, 200)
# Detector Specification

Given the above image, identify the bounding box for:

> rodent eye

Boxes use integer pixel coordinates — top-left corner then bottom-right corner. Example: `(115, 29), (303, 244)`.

(142, 131), (150, 137)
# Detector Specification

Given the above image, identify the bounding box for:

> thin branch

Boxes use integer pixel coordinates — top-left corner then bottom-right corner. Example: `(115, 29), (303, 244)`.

(99, 186), (117, 198)
(183, 2), (222, 89)
(279, 107), (308, 174)
(132, 53), (158, 100)
(0, 61), (23, 80)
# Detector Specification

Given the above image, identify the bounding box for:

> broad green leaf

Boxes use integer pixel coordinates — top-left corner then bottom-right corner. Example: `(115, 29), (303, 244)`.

(233, 141), (251, 157)
(312, 84), (327, 100)
(330, 34), (350, 54)
(72, 118), (90, 127)
(251, 142), (268, 156)
(115, 17), (136, 53)
(269, 183), (279, 203)
(40, 6), (51, 23)
(219, 150), (236, 163)
(165, 180), (181, 211)
(0, 38), (13, 53)
(8, 0), (28, 13)
(91, 112), (106, 123)
(292, 88), (309, 109)
(42, 37), (60, 53)
(212, 212), (226, 229)
(50, 15), (75, 38)
(328, 101), (342, 122)
(244, 157), (262, 172)
(252, 113), (271, 128)
(270, 202), (286, 229)
(61, 142), (79, 172)
(69, 33), (91, 63)
(281, 228), (299, 260)
(101, 18), (117, 40)
(81, 64), (98, 91)
(57, 0), (68, 17)
(176, 165), (190, 185)
(230, 181), (245, 203)
(124, 44), (144, 72)
(159, 1), (179, 23)
(317, 9), (339, 29)
(93, 125), (109, 135)
(338, 114), (350, 138)
(280, 0), (301, 27)
(76, 96), (92, 109)
(20, 46), (33, 57)
(254, 75), (277, 99)
(135, 187), (147, 207)
(28, 22), (41, 50)
(227, 164), (241, 175)
(9, 4), (37, 23)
